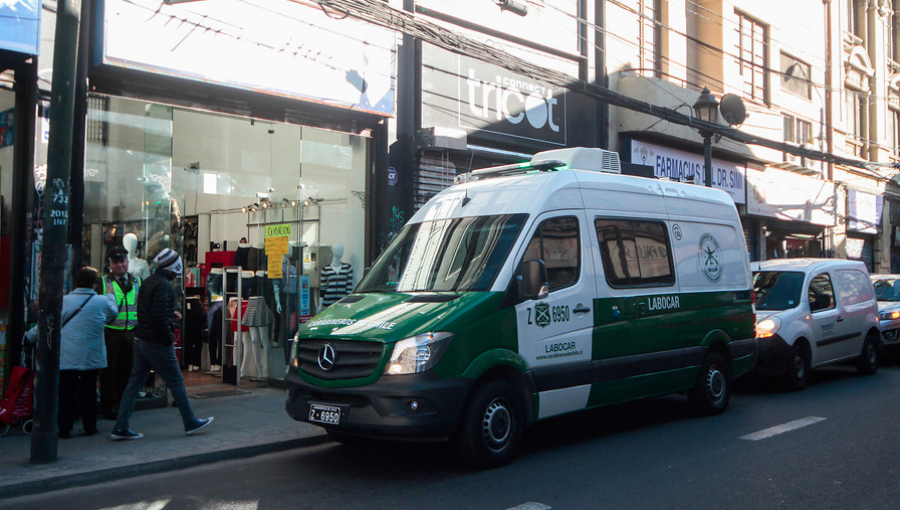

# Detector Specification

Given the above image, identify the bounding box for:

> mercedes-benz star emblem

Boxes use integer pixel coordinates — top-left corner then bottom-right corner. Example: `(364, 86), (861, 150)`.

(317, 344), (336, 371)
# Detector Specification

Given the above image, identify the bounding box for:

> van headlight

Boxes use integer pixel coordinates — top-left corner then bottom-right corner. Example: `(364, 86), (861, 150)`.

(384, 332), (453, 375)
(289, 332), (300, 369)
(756, 317), (782, 339)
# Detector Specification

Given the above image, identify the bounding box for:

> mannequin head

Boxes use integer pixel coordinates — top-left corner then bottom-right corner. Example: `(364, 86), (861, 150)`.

(331, 243), (344, 265)
(123, 233), (138, 260)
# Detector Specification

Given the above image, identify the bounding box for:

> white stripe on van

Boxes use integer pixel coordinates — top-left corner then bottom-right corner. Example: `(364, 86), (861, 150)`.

(538, 384), (591, 419)
(740, 416), (826, 441)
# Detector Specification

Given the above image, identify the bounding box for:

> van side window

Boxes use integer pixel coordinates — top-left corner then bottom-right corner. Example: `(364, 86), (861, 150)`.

(595, 218), (675, 287)
(522, 216), (580, 291)
(833, 269), (875, 306)
(808, 273), (836, 312)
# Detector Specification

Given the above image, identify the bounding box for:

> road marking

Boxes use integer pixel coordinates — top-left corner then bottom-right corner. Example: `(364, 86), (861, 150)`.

(740, 416), (826, 441)
(506, 503), (551, 510)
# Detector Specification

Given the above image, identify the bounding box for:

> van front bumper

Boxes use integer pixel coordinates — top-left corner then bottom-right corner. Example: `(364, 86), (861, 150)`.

(284, 370), (473, 441)
(751, 334), (791, 378)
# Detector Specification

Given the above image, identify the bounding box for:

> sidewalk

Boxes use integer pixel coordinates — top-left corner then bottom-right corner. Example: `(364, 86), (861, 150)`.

(0, 382), (328, 499)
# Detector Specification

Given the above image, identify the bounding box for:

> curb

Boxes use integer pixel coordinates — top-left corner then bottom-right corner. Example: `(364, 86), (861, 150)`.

(0, 434), (331, 499)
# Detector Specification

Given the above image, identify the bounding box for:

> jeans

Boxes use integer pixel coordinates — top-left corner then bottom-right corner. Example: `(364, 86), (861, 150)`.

(115, 340), (199, 432)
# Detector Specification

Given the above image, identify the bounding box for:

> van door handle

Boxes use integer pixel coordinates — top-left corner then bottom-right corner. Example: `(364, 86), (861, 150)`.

(573, 304), (591, 314)
(836, 316), (844, 322)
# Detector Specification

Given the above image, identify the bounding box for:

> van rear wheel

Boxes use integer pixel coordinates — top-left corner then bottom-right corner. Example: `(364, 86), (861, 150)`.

(856, 331), (879, 375)
(454, 380), (524, 469)
(688, 351), (731, 415)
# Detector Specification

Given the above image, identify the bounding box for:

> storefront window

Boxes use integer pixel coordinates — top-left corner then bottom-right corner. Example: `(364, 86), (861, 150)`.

(85, 94), (370, 374)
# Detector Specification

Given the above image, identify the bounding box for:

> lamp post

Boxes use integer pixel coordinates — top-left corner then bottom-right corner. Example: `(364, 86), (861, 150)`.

(692, 87), (719, 188)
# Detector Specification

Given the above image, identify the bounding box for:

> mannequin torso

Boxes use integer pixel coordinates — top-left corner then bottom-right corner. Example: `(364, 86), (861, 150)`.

(123, 233), (150, 279)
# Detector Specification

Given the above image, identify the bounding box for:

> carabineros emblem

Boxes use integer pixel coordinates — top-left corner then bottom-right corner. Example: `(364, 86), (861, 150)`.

(698, 232), (723, 283)
(534, 302), (551, 327)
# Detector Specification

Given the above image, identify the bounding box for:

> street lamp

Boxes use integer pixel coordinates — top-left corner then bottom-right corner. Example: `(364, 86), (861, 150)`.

(692, 87), (719, 188)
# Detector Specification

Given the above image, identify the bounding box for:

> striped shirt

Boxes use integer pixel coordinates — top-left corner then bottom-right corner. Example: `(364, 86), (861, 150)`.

(321, 263), (353, 307)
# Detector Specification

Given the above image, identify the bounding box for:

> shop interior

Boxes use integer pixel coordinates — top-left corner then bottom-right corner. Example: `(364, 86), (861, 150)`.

(82, 94), (369, 386)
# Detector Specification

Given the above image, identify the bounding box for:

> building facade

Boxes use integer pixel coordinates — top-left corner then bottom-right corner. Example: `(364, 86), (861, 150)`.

(2, 0), (900, 387)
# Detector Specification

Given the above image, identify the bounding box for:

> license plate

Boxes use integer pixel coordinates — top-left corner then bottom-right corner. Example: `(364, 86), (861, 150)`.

(308, 404), (341, 425)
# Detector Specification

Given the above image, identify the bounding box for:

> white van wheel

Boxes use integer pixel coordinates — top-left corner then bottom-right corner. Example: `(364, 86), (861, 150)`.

(454, 380), (523, 468)
(856, 332), (879, 375)
(688, 351), (731, 415)
(780, 342), (810, 391)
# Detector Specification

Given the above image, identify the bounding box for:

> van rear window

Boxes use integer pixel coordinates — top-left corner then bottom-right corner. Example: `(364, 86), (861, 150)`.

(595, 219), (675, 288)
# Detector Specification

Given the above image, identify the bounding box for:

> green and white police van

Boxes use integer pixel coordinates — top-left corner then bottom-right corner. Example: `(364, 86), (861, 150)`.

(285, 147), (757, 467)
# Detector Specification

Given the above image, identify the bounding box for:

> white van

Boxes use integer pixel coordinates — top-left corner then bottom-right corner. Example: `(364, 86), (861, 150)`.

(285, 148), (757, 467)
(752, 258), (880, 390)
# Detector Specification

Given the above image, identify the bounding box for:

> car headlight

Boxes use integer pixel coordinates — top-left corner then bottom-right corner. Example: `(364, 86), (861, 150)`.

(880, 310), (900, 321)
(384, 332), (453, 375)
(756, 317), (782, 339)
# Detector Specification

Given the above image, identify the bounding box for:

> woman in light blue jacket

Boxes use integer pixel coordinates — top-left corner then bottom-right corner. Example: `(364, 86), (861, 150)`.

(27, 267), (118, 438)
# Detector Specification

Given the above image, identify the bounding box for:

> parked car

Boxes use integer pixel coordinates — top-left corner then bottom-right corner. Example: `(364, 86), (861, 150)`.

(870, 274), (900, 350)
(751, 258), (880, 390)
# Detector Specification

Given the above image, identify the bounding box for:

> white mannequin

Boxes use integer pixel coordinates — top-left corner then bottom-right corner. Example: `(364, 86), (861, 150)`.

(330, 243), (344, 271)
(123, 232), (150, 279)
(318, 243), (352, 312)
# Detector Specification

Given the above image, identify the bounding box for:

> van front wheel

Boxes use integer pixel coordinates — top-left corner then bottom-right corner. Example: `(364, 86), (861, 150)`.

(454, 380), (524, 469)
(688, 351), (731, 415)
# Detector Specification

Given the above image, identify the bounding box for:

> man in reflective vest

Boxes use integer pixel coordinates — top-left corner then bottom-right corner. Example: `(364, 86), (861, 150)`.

(100, 245), (141, 420)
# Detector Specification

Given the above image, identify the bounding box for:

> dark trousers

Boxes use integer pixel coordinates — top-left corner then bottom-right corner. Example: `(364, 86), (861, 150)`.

(115, 340), (199, 432)
(59, 369), (100, 435)
(100, 328), (135, 416)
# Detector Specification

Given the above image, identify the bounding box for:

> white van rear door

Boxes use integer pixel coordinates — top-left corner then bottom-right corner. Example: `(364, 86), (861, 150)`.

(515, 211), (597, 419)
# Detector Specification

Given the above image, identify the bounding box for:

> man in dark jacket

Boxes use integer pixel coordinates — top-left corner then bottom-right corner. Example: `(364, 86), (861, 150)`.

(111, 249), (213, 440)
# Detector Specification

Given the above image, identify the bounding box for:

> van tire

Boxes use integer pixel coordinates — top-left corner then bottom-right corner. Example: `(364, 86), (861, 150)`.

(856, 331), (879, 375)
(780, 342), (810, 391)
(688, 351), (731, 415)
(454, 380), (524, 469)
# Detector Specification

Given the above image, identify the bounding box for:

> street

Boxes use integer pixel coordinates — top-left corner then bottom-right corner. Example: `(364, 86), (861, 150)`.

(5, 357), (900, 510)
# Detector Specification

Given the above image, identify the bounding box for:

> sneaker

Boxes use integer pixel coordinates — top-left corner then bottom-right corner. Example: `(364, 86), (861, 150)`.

(185, 417), (214, 436)
(110, 429), (144, 441)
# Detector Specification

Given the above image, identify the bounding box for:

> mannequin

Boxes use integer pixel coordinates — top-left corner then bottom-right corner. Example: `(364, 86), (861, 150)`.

(207, 266), (224, 297)
(319, 243), (353, 310)
(207, 294), (223, 371)
(123, 233), (150, 279)
(242, 271), (274, 380)
(237, 270), (261, 378)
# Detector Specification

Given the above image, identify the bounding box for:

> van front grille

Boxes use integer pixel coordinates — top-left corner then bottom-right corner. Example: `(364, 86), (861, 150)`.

(297, 339), (384, 380)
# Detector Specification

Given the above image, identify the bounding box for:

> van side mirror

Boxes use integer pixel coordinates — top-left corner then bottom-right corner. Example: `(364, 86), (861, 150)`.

(520, 259), (549, 300)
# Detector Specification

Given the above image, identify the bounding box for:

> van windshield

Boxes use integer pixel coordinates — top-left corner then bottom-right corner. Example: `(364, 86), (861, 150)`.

(873, 278), (900, 301)
(357, 214), (528, 293)
(753, 271), (805, 311)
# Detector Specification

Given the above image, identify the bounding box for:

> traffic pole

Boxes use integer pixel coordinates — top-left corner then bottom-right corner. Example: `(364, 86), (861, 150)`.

(31, 0), (82, 464)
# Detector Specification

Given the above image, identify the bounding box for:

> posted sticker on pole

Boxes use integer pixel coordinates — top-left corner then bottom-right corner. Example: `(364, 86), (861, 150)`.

(265, 224), (291, 279)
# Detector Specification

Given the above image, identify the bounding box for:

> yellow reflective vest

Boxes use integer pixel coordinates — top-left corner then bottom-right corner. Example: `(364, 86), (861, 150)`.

(102, 274), (140, 330)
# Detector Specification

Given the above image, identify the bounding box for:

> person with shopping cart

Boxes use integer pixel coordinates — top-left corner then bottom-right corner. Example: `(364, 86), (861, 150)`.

(25, 266), (118, 438)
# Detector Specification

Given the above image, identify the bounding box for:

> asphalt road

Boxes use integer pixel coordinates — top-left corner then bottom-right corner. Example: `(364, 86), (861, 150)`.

(6, 357), (900, 510)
